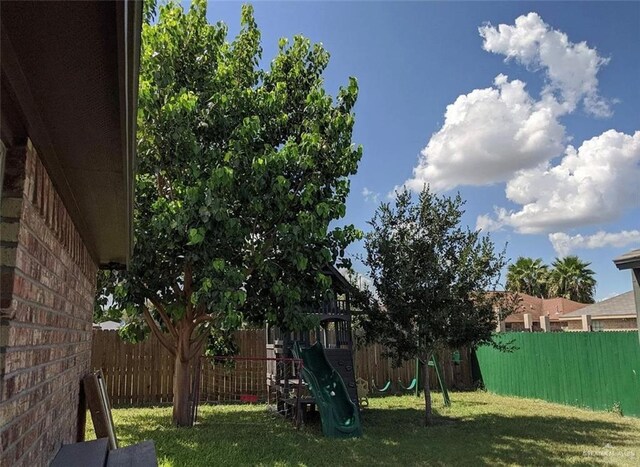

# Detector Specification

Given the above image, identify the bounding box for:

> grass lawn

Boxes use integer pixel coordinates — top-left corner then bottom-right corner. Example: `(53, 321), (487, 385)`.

(87, 392), (640, 466)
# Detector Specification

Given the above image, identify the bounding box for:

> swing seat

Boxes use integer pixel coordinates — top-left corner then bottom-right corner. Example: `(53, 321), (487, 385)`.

(398, 378), (417, 392)
(371, 380), (392, 393)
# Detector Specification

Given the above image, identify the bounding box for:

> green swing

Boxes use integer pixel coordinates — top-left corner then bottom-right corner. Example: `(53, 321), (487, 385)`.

(371, 379), (393, 393)
(397, 377), (417, 392)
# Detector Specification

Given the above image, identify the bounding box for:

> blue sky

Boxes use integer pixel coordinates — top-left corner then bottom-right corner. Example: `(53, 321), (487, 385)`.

(202, 1), (640, 300)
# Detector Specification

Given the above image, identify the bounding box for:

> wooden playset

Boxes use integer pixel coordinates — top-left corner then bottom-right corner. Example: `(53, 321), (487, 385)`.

(265, 265), (361, 436)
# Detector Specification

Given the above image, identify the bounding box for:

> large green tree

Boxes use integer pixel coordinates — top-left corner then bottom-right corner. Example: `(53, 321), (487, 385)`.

(548, 256), (596, 303)
(100, 1), (362, 426)
(505, 257), (549, 298)
(356, 188), (513, 425)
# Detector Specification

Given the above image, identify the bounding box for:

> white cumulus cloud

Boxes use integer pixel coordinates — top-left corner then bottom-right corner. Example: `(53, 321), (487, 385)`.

(404, 74), (566, 192)
(479, 130), (640, 233)
(403, 12), (615, 194)
(480, 12), (612, 116)
(476, 208), (510, 232)
(549, 230), (640, 257)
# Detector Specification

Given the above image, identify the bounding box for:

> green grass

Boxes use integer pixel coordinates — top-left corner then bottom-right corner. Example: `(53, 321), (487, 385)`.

(88, 392), (640, 466)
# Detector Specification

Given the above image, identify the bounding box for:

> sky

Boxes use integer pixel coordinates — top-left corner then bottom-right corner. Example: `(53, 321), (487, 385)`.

(200, 1), (640, 301)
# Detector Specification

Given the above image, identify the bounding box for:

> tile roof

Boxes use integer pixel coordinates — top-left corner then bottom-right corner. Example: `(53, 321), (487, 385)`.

(503, 293), (588, 323)
(561, 291), (636, 318)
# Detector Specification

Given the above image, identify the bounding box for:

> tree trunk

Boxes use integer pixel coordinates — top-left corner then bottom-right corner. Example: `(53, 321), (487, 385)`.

(173, 324), (196, 427)
(173, 351), (192, 427)
(142, 301), (203, 427)
(422, 355), (433, 426)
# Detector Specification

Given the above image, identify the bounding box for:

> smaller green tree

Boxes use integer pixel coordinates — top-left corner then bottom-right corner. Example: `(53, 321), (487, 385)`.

(505, 257), (549, 298)
(548, 256), (596, 303)
(356, 188), (513, 425)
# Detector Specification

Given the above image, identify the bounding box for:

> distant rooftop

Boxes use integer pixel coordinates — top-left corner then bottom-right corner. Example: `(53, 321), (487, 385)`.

(613, 249), (640, 270)
(93, 321), (122, 330)
(562, 291), (636, 318)
(504, 292), (588, 323)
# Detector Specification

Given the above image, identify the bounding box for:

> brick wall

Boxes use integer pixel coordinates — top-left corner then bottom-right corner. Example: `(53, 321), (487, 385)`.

(565, 317), (637, 331)
(503, 321), (565, 332)
(601, 318), (638, 330)
(1, 140), (98, 467)
(504, 322), (539, 331)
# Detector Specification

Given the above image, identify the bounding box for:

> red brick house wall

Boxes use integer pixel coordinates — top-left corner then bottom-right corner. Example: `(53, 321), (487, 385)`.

(1, 140), (97, 467)
(565, 318), (637, 331)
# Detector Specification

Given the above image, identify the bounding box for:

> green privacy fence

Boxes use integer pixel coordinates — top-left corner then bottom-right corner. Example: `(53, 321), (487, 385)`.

(475, 332), (640, 417)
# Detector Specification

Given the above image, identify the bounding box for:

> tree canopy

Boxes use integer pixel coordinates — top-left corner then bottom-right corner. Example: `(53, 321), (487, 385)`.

(98, 1), (362, 425)
(505, 255), (596, 303)
(548, 256), (596, 303)
(355, 188), (512, 425)
(505, 257), (549, 298)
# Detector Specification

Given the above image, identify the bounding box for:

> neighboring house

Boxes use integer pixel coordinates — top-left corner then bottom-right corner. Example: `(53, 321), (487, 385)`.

(502, 293), (588, 331)
(613, 249), (640, 339)
(93, 321), (123, 331)
(0, 2), (141, 466)
(561, 291), (638, 331)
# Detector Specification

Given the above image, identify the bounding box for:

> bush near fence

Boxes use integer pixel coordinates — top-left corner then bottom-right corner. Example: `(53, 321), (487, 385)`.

(91, 330), (472, 406)
(475, 331), (640, 417)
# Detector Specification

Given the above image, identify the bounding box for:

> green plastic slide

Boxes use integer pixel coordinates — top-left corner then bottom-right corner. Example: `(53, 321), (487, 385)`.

(292, 342), (362, 438)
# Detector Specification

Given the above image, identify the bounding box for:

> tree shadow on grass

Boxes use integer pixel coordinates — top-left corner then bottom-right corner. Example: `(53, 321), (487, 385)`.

(113, 405), (639, 466)
(362, 406), (639, 466)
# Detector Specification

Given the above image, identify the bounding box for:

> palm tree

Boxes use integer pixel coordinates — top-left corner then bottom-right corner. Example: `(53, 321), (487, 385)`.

(505, 257), (549, 298)
(548, 256), (596, 303)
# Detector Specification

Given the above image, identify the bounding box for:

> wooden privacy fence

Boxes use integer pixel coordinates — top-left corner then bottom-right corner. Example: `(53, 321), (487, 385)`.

(198, 331), (268, 404)
(354, 345), (472, 392)
(91, 329), (267, 406)
(91, 329), (472, 406)
(92, 329), (174, 406)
